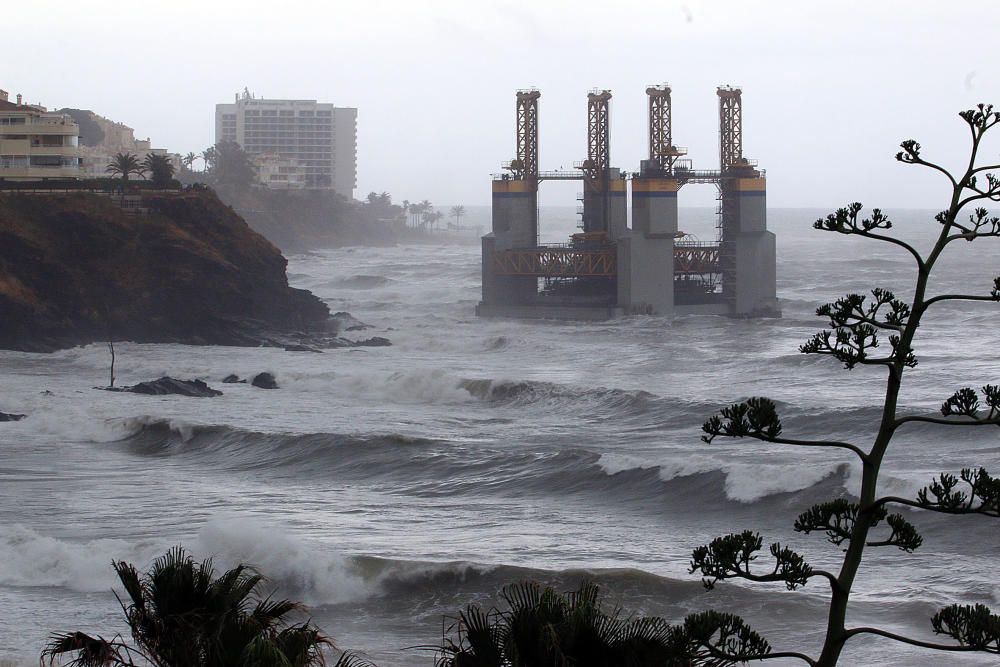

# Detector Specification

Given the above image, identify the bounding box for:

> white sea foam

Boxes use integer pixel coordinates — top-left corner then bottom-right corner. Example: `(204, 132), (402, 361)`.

(336, 368), (476, 405)
(193, 517), (369, 606)
(0, 518), (369, 606)
(0, 524), (152, 592)
(22, 410), (183, 444)
(597, 452), (843, 503)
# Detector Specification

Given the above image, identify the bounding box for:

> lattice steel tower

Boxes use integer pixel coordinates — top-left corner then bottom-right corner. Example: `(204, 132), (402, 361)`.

(584, 90), (611, 180)
(717, 86), (743, 172)
(646, 85), (685, 172)
(511, 89), (540, 179)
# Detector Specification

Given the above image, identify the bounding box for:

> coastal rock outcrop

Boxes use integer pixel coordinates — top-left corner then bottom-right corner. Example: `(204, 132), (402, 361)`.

(251, 372), (278, 389)
(0, 189), (331, 351)
(353, 336), (392, 347)
(128, 377), (222, 397)
(330, 311), (371, 333)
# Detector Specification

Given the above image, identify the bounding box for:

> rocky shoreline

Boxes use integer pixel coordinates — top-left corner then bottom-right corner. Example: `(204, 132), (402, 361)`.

(0, 188), (355, 352)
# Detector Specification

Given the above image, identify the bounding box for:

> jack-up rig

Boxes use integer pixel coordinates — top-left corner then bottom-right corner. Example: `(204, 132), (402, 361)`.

(477, 86), (779, 319)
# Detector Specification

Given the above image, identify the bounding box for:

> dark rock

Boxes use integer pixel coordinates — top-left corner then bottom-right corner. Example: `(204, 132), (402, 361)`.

(128, 377), (223, 397)
(251, 372), (279, 389)
(353, 336), (392, 347)
(222, 374), (245, 384)
(330, 311), (371, 334)
(0, 412), (25, 421)
(0, 190), (330, 352)
(283, 344), (323, 353)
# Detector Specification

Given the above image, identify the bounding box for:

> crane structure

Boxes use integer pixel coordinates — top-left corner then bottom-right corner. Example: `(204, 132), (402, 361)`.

(478, 85), (778, 320)
(646, 85), (687, 173)
(511, 89), (540, 179)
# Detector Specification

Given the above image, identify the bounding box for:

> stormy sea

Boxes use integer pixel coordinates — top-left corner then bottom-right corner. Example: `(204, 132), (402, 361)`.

(1, 207), (997, 666)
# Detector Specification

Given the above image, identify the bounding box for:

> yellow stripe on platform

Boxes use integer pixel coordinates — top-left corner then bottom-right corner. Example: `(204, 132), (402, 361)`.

(632, 178), (680, 193)
(492, 180), (538, 193)
(734, 177), (766, 192)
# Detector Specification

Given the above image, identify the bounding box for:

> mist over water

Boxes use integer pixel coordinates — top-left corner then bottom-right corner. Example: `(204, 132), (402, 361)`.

(1, 207), (998, 666)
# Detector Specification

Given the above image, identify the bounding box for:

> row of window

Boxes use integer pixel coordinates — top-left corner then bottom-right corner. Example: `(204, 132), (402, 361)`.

(243, 132), (333, 138)
(0, 156), (81, 168)
(243, 109), (333, 118)
(243, 122), (335, 129)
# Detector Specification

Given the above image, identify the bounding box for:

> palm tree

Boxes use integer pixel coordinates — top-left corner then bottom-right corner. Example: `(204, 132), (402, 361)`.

(143, 153), (176, 188)
(182, 152), (197, 172)
(449, 205), (466, 229)
(105, 152), (145, 188)
(421, 208), (443, 231)
(42, 546), (372, 667)
(408, 201), (427, 227)
(201, 147), (216, 172)
(437, 581), (689, 666)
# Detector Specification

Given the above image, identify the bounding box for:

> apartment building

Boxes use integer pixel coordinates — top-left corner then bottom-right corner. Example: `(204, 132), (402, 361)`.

(0, 89), (81, 181)
(215, 90), (357, 195)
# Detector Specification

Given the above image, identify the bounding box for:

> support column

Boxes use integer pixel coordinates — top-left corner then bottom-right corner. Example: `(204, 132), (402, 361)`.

(620, 176), (678, 315)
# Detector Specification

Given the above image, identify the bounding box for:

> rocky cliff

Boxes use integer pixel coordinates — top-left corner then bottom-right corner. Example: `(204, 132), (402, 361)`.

(0, 189), (330, 351)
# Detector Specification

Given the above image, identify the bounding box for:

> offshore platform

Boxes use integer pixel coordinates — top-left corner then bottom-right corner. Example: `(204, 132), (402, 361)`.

(477, 86), (779, 319)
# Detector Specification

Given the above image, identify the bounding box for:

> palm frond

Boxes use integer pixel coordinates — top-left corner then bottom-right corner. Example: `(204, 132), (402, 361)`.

(41, 632), (139, 667)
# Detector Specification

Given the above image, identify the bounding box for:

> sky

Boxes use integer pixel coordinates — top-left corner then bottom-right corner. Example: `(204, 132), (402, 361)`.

(3, 1), (999, 208)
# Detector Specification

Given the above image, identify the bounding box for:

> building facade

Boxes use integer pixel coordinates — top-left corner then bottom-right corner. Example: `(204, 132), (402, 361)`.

(215, 90), (357, 195)
(0, 90), (81, 181)
(255, 152), (306, 189)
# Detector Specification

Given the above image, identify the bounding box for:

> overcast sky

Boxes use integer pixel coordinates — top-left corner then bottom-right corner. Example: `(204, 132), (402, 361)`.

(4, 1), (998, 208)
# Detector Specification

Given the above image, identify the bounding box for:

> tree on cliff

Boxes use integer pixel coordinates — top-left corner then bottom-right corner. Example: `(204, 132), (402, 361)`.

(105, 152), (145, 188)
(143, 153), (176, 188)
(42, 546), (372, 667)
(686, 105), (1000, 665)
(203, 140), (256, 189)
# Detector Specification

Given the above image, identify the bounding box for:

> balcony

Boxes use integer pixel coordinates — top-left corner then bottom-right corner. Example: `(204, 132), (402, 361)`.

(0, 165), (81, 179)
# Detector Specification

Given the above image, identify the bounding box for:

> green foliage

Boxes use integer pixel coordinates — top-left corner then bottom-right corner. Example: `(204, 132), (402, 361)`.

(692, 103), (1000, 665)
(690, 531), (814, 591)
(917, 467), (1000, 516)
(940, 385), (1000, 419)
(701, 397), (781, 443)
(143, 153), (175, 188)
(41, 546), (364, 667)
(203, 141), (256, 189)
(931, 604), (1000, 653)
(793, 500), (875, 546)
(683, 611), (771, 662)
(436, 580), (693, 667)
(105, 152), (145, 184)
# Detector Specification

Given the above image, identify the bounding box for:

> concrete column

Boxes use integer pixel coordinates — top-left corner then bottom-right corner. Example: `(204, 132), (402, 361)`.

(728, 177), (779, 316)
(618, 176), (678, 315)
(608, 173), (628, 241)
(491, 178), (537, 248)
(479, 233), (538, 308)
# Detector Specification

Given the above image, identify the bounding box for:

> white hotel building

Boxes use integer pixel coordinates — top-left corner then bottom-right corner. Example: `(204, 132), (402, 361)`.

(215, 91), (357, 195)
(0, 90), (81, 181)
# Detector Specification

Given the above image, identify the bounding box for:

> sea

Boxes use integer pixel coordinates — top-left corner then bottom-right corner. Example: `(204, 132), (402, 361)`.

(1, 206), (998, 666)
